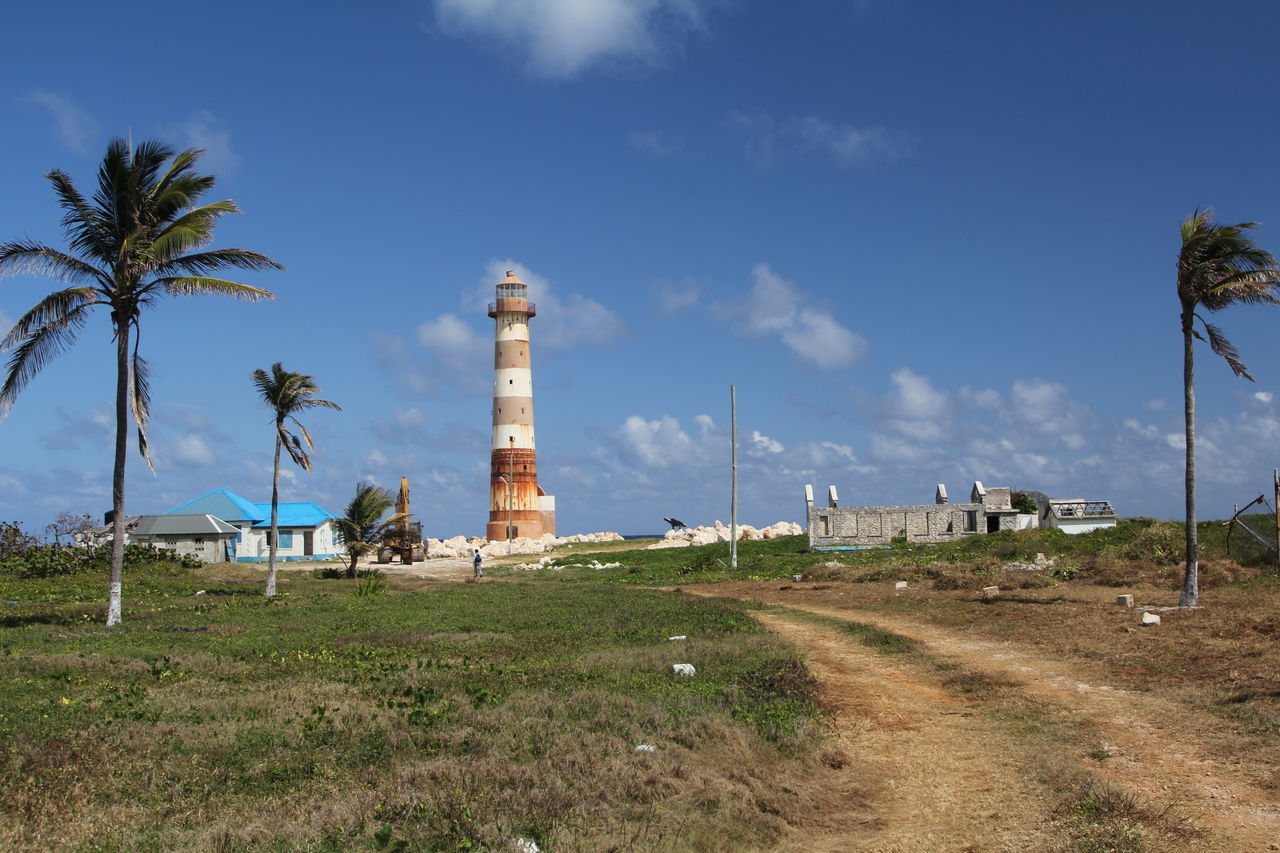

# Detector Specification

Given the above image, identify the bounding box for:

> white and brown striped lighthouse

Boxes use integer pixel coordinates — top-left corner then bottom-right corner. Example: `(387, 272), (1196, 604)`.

(486, 270), (555, 541)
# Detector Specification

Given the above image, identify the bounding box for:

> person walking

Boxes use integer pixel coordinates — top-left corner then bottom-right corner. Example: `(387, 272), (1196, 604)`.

(472, 549), (484, 578)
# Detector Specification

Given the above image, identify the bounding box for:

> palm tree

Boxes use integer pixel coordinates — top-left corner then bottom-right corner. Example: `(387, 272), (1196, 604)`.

(0, 139), (280, 625)
(250, 363), (341, 597)
(1176, 209), (1280, 606)
(333, 483), (402, 578)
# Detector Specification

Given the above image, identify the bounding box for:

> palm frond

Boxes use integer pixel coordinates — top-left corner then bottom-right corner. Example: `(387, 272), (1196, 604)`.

(46, 170), (112, 262)
(293, 418), (316, 452)
(130, 343), (155, 473)
(1, 304), (92, 407)
(279, 424), (313, 472)
(153, 248), (284, 277)
(1, 287), (100, 350)
(155, 276), (275, 300)
(0, 241), (104, 285)
(1200, 319), (1253, 381)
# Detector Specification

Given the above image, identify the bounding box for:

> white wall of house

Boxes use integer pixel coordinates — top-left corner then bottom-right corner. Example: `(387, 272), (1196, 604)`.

(234, 519), (339, 560)
(1047, 516), (1117, 535)
(129, 534), (234, 562)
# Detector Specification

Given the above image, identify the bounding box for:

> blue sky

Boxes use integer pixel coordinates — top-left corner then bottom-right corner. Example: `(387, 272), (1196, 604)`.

(4, 0), (1280, 536)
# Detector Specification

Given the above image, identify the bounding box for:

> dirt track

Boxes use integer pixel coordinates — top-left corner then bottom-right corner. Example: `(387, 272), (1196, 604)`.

(692, 582), (1280, 853)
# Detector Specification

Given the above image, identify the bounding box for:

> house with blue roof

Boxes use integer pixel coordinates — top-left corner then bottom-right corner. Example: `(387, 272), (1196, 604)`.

(166, 489), (341, 562)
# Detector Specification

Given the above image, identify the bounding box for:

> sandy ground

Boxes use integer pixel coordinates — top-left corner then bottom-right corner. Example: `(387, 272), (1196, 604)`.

(694, 582), (1280, 853)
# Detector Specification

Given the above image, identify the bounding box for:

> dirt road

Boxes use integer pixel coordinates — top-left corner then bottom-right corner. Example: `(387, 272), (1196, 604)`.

(693, 582), (1278, 853)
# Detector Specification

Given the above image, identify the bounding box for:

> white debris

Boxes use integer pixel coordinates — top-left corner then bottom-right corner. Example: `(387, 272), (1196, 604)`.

(671, 663), (697, 676)
(646, 520), (802, 549)
(667, 635), (687, 641)
(895, 581), (909, 590)
(792, 574), (805, 582)
(194, 590), (207, 595)
(634, 743), (657, 753)
(1140, 612), (1161, 626)
(421, 531), (625, 559)
(512, 838), (540, 853)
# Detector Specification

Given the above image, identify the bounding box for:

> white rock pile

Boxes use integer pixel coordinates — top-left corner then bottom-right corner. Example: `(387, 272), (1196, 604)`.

(424, 531), (624, 559)
(645, 520), (802, 549)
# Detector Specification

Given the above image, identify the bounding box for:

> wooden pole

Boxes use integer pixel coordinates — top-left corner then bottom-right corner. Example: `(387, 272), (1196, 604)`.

(730, 384), (738, 570)
(1274, 468), (1279, 569)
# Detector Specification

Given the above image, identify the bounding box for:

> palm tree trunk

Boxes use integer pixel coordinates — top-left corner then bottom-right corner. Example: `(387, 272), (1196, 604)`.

(1180, 309), (1199, 607)
(266, 429), (281, 597)
(106, 321), (129, 626)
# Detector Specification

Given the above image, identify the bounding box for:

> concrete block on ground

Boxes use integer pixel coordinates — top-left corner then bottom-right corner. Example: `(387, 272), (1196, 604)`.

(895, 581), (909, 590)
(1140, 612), (1161, 627)
(1116, 594), (1134, 608)
(793, 574), (804, 582)
(980, 586), (1000, 599)
(667, 635), (687, 641)
(671, 663), (697, 676)
(634, 743), (657, 753)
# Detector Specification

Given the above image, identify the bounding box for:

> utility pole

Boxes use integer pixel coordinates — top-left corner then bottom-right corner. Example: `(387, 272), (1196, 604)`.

(1274, 468), (1279, 569)
(730, 384), (738, 569)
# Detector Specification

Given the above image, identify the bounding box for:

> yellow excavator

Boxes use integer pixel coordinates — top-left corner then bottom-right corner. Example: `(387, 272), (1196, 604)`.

(378, 477), (425, 564)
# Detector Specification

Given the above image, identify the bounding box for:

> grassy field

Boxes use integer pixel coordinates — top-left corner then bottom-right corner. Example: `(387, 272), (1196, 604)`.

(0, 568), (823, 851)
(510, 517), (1277, 589)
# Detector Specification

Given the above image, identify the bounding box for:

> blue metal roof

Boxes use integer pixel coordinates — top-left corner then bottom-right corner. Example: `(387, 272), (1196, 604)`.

(166, 489), (264, 522)
(251, 502), (338, 528)
(166, 490), (338, 529)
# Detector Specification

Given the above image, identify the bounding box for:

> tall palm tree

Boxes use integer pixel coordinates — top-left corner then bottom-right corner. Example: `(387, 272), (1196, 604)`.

(1176, 209), (1280, 606)
(333, 483), (402, 579)
(0, 138), (280, 625)
(250, 363), (341, 597)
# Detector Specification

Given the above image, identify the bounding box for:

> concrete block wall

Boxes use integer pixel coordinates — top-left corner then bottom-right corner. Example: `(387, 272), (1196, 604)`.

(808, 502), (984, 547)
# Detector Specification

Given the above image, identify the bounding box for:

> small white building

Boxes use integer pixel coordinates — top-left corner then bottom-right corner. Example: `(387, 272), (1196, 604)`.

(165, 489), (340, 562)
(1044, 499), (1118, 534)
(124, 514), (240, 562)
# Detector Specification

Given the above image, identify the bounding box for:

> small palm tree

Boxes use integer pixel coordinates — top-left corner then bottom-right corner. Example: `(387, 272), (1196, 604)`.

(0, 138), (280, 626)
(250, 363), (341, 597)
(333, 483), (403, 579)
(1176, 209), (1280, 606)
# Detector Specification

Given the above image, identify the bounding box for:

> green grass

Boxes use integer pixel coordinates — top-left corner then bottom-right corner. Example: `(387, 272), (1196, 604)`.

(0, 569), (821, 851)
(512, 517), (1277, 592)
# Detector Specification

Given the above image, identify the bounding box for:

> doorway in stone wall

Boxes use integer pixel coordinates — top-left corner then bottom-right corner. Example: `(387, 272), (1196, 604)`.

(986, 515), (999, 533)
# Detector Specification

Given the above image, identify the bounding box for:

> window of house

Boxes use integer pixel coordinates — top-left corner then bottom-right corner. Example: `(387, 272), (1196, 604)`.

(278, 530), (294, 549)
(820, 515), (831, 536)
(962, 511), (977, 532)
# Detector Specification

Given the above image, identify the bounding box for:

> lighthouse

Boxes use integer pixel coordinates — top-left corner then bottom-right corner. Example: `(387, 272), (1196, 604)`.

(486, 270), (555, 541)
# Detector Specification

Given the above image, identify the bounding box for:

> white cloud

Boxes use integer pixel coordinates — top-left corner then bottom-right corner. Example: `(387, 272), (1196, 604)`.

(721, 263), (866, 368)
(617, 414), (704, 467)
(869, 433), (932, 464)
(749, 430), (783, 455)
(652, 279), (700, 313)
(1254, 391), (1273, 404)
(170, 434), (215, 467)
(629, 129), (681, 156)
(472, 259), (624, 349)
(177, 110), (241, 173)
(418, 314), (489, 365)
(432, 0), (708, 78)
(1144, 398), (1168, 411)
(24, 91), (98, 154)
(887, 367), (947, 420)
(729, 111), (911, 168)
(1009, 378), (1093, 436)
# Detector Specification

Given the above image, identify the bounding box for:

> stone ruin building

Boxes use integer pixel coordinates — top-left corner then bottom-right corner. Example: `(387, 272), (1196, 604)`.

(804, 481), (1022, 549)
